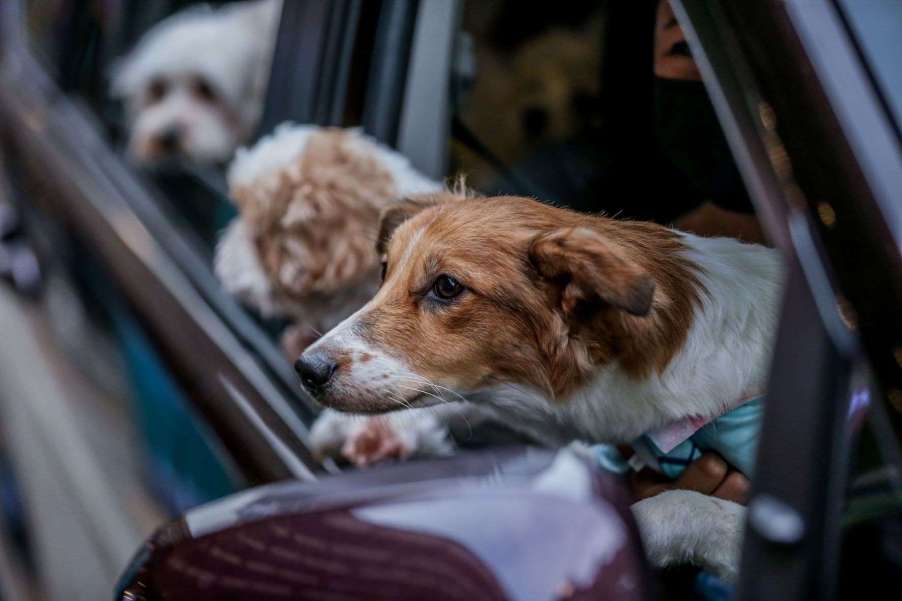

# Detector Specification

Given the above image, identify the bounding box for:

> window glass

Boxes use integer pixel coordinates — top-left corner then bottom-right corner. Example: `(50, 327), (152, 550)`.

(452, 0), (606, 197)
(450, 0), (765, 243)
(13, 0), (290, 511)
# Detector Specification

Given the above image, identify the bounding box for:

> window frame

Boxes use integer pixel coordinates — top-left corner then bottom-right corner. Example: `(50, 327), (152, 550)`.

(0, 0), (330, 486)
(5, 0), (901, 596)
(675, 1), (902, 599)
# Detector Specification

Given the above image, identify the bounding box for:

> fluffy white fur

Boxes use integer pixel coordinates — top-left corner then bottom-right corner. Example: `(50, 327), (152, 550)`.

(111, 0), (281, 164)
(555, 234), (781, 443)
(226, 123), (440, 196)
(214, 218), (279, 317)
(307, 232), (784, 579)
(215, 123), (441, 330)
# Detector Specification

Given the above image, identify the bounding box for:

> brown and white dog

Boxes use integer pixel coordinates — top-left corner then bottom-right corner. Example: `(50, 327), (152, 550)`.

(215, 124), (441, 354)
(299, 192), (783, 578)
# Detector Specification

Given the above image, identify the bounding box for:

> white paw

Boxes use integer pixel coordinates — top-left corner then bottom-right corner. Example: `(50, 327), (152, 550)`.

(308, 408), (358, 460)
(631, 489), (744, 581)
(308, 408), (454, 467)
(341, 417), (416, 467)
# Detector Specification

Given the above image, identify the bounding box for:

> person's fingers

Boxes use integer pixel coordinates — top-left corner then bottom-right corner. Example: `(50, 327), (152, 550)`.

(627, 452), (751, 504)
(712, 471), (751, 505)
(674, 453), (728, 495)
(629, 468), (673, 501)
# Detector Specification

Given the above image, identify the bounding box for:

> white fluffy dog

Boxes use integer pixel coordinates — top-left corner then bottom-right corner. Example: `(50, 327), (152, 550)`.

(111, 0), (281, 166)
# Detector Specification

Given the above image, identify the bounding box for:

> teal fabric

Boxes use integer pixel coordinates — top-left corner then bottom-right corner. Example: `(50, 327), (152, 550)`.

(594, 444), (631, 475)
(637, 396), (765, 479)
(594, 396), (765, 480)
(591, 399), (764, 598)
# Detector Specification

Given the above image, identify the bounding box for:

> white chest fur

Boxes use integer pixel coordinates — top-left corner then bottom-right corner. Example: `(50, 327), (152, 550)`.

(477, 234), (783, 444)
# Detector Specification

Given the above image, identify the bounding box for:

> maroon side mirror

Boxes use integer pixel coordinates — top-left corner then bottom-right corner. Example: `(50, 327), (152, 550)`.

(116, 448), (650, 601)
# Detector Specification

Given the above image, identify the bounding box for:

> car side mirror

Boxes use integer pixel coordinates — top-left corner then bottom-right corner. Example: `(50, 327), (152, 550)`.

(115, 447), (650, 601)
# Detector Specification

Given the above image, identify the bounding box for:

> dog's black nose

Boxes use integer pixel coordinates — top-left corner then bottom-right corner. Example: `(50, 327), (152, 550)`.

(294, 353), (337, 397)
(158, 127), (181, 152)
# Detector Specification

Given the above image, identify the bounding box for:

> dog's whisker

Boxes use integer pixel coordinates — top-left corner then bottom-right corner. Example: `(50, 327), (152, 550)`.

(385, 389), (414, 410)
(390, 374), (468, 404)
(395, 383), (445, 406)
(388, 376), (475, 437)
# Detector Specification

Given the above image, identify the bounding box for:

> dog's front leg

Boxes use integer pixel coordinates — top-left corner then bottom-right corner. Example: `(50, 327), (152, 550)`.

(309, 406), (461, 466)
(631, 489), (745, 580)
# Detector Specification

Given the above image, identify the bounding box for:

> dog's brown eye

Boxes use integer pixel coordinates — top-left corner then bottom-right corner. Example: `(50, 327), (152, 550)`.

(192, 78), (217, 103)
(431, 275), (464, 301)
(147, 78), (168, 103)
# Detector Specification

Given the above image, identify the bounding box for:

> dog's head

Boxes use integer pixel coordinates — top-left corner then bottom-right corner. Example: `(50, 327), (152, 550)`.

(296, 194), (701, 413)
(230, 128), (398, 304)
(215, 124), (442, 327)
(111, 0), (279, 165)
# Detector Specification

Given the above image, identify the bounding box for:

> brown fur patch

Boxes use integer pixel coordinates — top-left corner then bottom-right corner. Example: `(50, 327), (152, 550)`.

(376, 196), (444, 257)
(361, 195), (703, 400)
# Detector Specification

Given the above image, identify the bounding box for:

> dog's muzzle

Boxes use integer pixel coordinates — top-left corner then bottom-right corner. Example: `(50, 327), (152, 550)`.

(295, 352), (338, 398)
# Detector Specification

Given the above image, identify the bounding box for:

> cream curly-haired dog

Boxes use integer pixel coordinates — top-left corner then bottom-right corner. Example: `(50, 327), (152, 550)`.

(111, 0), (281, 165)
(215, 124), (440, 354)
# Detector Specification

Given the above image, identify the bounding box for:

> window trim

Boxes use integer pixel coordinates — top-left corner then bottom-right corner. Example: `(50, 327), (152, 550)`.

(0, 41), (322, 486)
(676, 1), (902, 598)
(258, 0), (365, 137)
(395, 0), (462, 179)
(361, 0), (420, 147)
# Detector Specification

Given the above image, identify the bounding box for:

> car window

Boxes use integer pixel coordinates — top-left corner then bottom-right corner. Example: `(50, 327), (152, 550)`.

(7, 0), (900, 597)
(451, 1), (606, 199)
(441, 1), (764, 241)
(9, 0), (322, 511)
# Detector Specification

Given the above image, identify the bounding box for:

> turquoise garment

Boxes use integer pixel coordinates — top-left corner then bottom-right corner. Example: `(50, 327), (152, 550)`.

(595, 396), (765, 479)
(592, 398), (764, 595)
(595, 444), (631, 475)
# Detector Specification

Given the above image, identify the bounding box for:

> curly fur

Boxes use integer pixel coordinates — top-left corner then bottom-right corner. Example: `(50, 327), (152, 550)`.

(215, 124), (442, 350)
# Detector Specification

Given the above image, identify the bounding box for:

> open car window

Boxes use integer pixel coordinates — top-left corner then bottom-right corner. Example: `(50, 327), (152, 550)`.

(4, 1), (900, 598)
(385, 2), (902, 597)
(8, 0), (331, 506)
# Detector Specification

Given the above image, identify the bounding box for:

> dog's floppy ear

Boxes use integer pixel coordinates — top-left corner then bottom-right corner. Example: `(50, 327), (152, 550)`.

(529, 227), (655, 317)
(376, 196), (441, 255)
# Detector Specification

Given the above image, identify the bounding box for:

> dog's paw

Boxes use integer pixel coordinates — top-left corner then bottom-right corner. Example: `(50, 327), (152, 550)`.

(308, 408), (455, 467)
(309, 408), (358, 460)
(631, 489), (744, 581)
(341, 417), (416, 467)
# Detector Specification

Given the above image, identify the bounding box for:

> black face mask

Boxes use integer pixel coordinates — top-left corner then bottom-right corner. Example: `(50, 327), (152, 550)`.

(653, 77), (754, 213)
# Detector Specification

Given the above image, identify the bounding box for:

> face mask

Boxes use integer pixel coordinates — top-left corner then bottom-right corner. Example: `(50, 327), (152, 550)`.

(653, 77), (753, 213)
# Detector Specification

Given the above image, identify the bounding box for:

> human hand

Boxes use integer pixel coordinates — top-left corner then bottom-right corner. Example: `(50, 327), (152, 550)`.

(630, 452), (750, 504)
